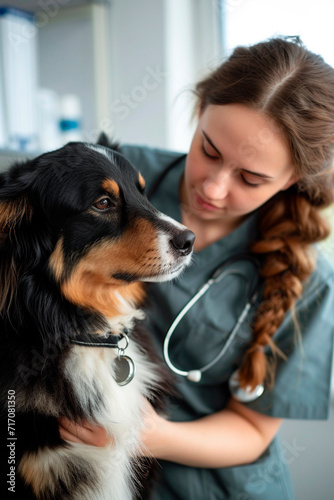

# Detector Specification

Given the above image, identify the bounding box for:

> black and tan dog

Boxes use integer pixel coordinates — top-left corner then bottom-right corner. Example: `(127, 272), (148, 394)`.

(0, 140), (194, 499)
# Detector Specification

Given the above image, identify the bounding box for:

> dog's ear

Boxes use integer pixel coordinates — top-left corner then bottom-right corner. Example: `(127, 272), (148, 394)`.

(0, 162), (36, 236)
(96, 132), (120, 151)
(0, 196), (32, 235)
(0, 194), (32, 281)
(0, 159), (39, 253)
(0, 163), (38, 313)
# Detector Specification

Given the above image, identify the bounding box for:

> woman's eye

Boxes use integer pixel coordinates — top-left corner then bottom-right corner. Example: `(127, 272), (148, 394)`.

(93, 197), (115, 211)
(240, 175), (260, 188)
(201, 144), (219, 160)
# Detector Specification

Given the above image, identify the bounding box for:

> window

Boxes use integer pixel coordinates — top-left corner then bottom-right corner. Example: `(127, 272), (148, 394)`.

(222, 0), (334, 67)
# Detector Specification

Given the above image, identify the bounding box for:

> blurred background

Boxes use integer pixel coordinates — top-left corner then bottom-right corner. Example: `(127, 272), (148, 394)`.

(0, 1), (333, 498)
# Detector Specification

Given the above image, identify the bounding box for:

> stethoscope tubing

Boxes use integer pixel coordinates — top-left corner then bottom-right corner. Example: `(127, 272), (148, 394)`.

(163, 265), (259, 380)
(163, 280), (213, 378)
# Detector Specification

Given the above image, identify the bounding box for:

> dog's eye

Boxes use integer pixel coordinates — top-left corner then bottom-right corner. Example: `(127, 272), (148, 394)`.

(93, 197), (115, 212)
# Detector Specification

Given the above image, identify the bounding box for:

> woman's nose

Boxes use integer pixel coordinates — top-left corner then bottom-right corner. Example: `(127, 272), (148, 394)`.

(202, 169), (230, 200)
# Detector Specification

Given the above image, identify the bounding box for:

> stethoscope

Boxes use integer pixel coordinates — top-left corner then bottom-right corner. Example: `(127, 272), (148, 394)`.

(148, 156), (265, 402)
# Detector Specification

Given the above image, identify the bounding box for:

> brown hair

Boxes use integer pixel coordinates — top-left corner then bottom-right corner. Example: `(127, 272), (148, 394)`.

(195, 37), (334, 390)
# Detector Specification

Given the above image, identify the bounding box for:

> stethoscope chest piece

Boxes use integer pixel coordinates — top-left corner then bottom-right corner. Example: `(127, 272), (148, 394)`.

(187, 370), (202, 382)
(228, 369), (264, 402)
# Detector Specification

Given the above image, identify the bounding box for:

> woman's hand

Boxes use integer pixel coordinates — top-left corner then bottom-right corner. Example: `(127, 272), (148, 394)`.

(57, 399), (167, 452)
(58, 417), (112, 447)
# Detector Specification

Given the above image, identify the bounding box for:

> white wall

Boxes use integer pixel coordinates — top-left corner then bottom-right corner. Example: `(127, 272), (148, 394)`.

(107, 0), (167, 148)
(108, 0), (222, 151)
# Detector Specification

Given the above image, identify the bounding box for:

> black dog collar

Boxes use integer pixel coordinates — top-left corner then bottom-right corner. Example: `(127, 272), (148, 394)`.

(70, 328), (135, 386)
(70, 328), (129, 349)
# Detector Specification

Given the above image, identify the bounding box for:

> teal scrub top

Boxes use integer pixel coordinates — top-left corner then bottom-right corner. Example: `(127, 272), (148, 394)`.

(121, 145), (334, 500)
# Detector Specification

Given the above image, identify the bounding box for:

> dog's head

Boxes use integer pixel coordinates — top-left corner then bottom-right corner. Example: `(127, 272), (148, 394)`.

(0, 142), (194, 327)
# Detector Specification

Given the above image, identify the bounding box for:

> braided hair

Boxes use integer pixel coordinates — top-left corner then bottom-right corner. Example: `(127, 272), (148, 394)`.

(195, 37), (334, 390)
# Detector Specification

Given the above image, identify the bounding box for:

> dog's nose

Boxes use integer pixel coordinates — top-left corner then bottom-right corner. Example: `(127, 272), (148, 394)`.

(170, 230), (195, 256)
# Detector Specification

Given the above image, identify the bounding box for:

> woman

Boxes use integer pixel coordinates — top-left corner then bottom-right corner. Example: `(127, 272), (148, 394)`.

(60, 37), (334, 499)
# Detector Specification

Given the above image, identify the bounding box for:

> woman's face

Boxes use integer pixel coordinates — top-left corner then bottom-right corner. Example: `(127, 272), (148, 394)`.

(181, 104), (298, 225)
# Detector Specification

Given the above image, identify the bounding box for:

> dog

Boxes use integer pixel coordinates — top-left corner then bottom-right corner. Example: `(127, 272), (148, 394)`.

(0, 140), (194, 500)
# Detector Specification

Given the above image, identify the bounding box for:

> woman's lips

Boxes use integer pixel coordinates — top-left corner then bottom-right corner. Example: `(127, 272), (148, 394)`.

(195, 192), (221, 211)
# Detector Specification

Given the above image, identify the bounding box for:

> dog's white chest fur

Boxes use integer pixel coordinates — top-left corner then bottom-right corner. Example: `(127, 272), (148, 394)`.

(63, 341), (160, 500)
